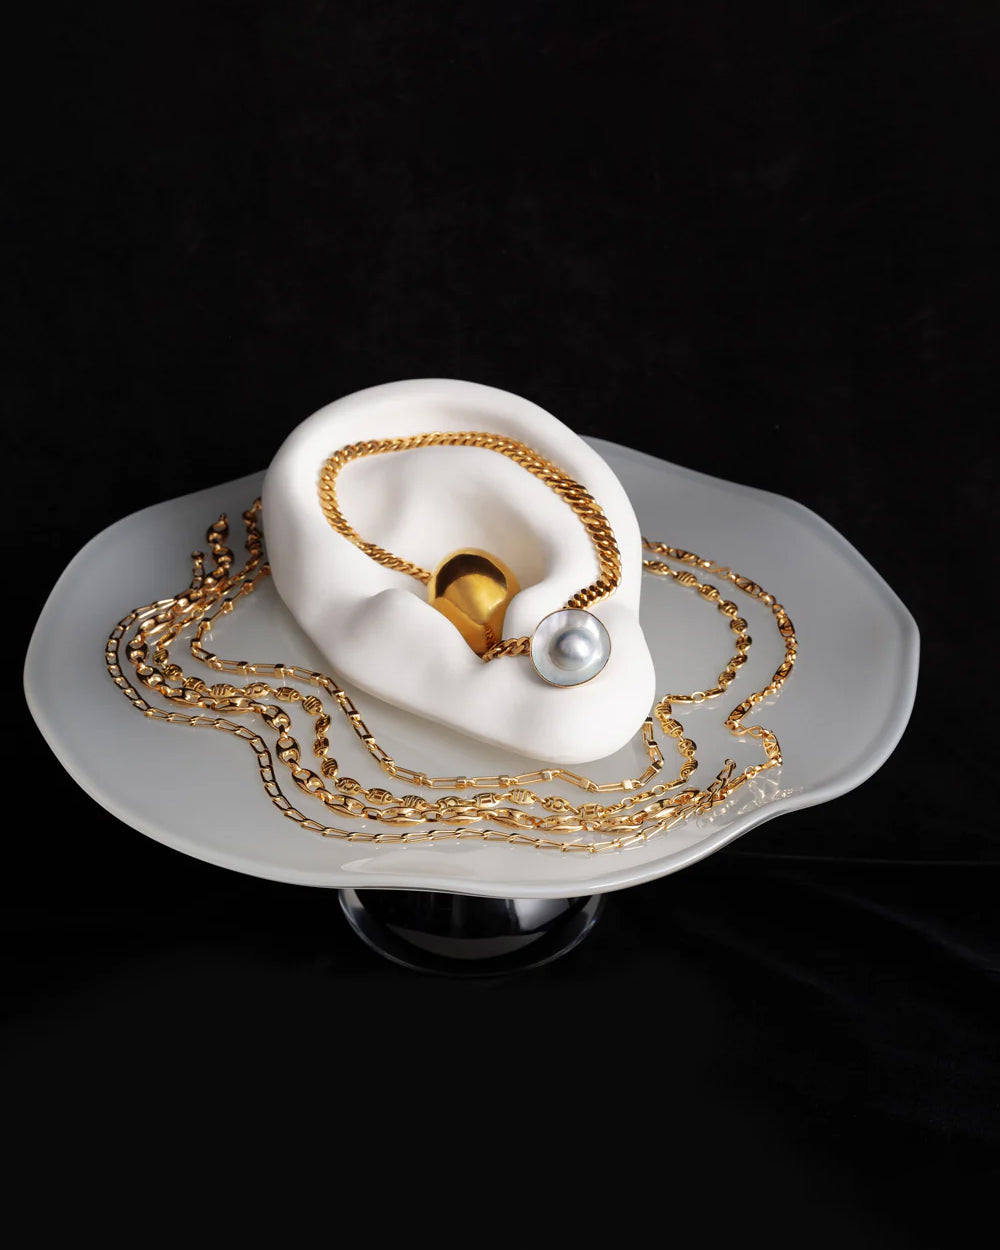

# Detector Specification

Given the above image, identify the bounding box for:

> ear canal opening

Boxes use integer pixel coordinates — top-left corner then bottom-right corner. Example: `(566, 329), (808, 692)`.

(428, 548), (520, 656)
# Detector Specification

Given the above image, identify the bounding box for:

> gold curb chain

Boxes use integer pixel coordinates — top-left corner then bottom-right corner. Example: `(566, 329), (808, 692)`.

(104, 503), (797, 853)
(318, 432), (623, 661)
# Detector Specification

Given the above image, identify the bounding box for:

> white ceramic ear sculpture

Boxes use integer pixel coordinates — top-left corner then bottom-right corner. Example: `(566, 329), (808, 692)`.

(261, 378), (656, 764)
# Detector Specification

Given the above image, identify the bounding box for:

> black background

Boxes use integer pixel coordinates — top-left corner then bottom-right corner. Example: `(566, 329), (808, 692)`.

(7, 2), (998, 1240)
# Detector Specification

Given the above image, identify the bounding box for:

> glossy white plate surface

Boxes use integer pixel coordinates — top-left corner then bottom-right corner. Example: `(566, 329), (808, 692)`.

(24, 439), (919, 898)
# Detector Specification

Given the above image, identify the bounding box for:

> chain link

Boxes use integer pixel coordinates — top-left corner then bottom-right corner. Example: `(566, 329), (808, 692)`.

(317, 432), (623, 661)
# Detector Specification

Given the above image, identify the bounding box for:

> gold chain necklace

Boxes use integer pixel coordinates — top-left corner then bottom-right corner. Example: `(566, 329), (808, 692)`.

(104, 500), (798, 854)
(318, 432), (624, 683)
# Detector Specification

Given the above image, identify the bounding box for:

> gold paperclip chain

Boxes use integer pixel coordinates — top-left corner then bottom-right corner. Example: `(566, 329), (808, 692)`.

(104, 503), (797, 853)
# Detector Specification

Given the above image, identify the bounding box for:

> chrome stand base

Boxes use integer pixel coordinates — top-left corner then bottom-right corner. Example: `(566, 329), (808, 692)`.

(338, 888), (605, 976)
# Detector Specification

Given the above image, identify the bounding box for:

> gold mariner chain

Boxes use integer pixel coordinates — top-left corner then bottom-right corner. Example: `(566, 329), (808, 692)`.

(318, 432), (623, 661)
(104, 503), (797, 853)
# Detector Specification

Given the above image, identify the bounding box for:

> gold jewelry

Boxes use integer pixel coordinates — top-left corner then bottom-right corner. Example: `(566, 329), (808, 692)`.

(428, 548), (520, 659)
(317, 432), (622, 684)
(105, 502), (797, 854)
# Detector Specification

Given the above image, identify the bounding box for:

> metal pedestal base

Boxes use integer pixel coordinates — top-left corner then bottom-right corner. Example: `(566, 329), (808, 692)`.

(338, 888), (605, 976)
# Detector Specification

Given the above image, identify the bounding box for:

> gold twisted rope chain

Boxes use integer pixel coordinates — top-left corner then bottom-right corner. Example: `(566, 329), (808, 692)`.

(104, 502), (798, 853)
(318, 432), (623, 661)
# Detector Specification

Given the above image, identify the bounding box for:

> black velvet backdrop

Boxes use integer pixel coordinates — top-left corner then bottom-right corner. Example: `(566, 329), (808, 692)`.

(8, 2), (998, 1239)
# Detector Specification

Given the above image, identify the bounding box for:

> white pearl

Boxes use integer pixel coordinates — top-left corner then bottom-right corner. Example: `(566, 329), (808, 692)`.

(550, 626), (595, 671)
(530, 609), (611, 687)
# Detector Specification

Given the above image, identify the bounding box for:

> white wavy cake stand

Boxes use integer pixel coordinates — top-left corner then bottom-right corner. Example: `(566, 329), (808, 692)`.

(23, 438), (919, 966)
